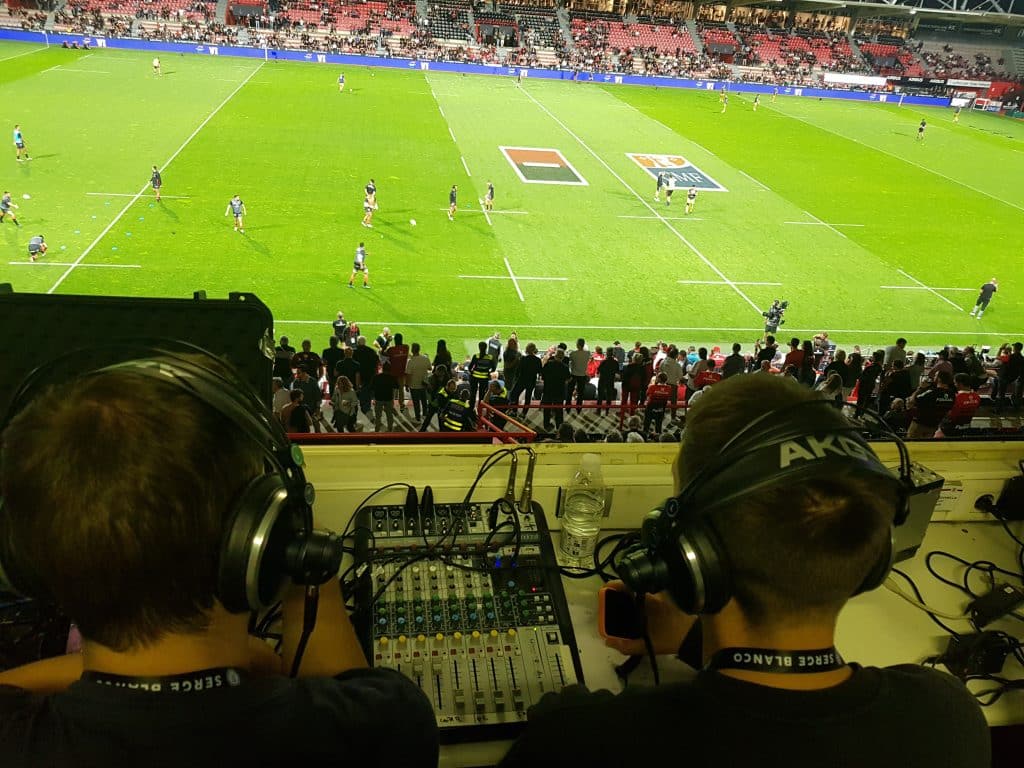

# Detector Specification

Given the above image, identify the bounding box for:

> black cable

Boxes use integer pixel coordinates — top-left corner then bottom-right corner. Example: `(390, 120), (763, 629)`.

(889, 568), (962, 638)
(637, 592), (660, 686)
(288, 585), (319, 678)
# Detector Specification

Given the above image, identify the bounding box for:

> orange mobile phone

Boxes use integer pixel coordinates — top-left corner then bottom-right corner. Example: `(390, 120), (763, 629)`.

(597, 587), (643, 641)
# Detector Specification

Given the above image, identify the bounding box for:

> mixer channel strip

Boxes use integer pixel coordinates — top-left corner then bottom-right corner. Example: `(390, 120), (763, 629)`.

(352, 500), (583, 743)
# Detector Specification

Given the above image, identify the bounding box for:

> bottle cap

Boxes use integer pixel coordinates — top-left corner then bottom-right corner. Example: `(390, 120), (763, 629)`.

(580, 453), (601, 471)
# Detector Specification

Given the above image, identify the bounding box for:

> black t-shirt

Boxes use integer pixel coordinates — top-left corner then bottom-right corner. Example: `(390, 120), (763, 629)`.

(372, 373), (398, 401)
(0, 668), (438, 768)
(979, 282), (996, 300)
(499, 666), (988, 768)
(516, 354), (543, 386)
(353, 346), (380, 384)
(597, 356), (620, 381)
(335, 357), (361, 386)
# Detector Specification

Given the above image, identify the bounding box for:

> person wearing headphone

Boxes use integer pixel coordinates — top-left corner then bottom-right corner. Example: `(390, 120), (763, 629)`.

(0, 349), (438, 767)
(500, 374), (988, 767)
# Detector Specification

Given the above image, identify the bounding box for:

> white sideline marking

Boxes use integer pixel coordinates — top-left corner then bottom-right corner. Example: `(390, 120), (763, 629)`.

(435, 208), (528, 216)
(522, 161), (562, 167)
(880, 285), (974, 292)
(0, 46), (48, 64)
(783, 221), (864, 228)
(896, 269), (965, 312)
(774, 107), (1024, 215)
(477, 198), (491, 226)
(619, 215), (703, 221)
(678, 280), (782, 286)
(87, 192), (191, 199)
(517, 85), (761, 315)
(739, 170), (771, 191)
(274, 319), (1014, 337)
(461, 156), (471, 177)
(10, 262), (141, 268)
(459, 275), (567, 281)
(47, 62), (265, 294)
(44, 67), (110, 73)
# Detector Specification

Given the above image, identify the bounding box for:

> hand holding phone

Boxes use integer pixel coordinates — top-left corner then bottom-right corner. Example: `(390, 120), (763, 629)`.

(598, 582), (700, 657)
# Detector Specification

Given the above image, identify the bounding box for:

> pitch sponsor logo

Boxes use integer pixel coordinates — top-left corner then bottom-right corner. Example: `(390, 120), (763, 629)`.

(499, 147), (588, 186)
(627, 153), (727, 192)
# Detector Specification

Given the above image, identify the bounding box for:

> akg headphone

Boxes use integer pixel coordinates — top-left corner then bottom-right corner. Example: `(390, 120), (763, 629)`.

(617, 399), (912, 615)
(0, 341), (342, 613)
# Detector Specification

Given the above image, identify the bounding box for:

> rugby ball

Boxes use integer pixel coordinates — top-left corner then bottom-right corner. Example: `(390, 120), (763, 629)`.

(22, 194), (30, 200)
(410, 219), (417, 226)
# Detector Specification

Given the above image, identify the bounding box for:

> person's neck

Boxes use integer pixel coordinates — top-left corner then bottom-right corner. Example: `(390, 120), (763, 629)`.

(82, 610), (250, 678)
(702, 608), (851, 691)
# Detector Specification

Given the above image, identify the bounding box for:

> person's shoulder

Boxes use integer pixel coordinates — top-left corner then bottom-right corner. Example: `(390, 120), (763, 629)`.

(874, 665), (988, 736)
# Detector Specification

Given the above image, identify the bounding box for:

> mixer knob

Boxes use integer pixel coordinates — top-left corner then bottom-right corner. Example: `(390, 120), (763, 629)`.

(453, 631), (463, 641)
(416, 634), (427, 646)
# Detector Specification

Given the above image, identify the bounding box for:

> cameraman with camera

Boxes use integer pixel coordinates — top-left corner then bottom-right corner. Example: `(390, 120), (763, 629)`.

(762, 299), (788, 335)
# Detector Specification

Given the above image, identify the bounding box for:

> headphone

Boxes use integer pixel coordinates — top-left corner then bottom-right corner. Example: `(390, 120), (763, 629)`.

(0, 341), (342, 613)
(617, 399), (912, 615)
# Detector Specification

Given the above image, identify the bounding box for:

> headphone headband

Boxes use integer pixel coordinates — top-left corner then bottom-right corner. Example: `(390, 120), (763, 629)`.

(618, 395), (912, 614)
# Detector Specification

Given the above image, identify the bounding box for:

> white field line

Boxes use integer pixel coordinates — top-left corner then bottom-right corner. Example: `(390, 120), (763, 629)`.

(897, 269), (965, 312)
(772, 106), (1024, 215)
(503, 257), (525, 302)
(802, 209), (847, 239)
(739, 170), (771, 191)
(679, 280), (782, 286)
(459, 275), (567, 281)
(0, 46), (48, 64)
(10, 262), (141, 267)
(783, 221), (864, 228)
(46, 62), (265, 294)
(517, 84), (762, 315)
(273, 319), (1015, 337)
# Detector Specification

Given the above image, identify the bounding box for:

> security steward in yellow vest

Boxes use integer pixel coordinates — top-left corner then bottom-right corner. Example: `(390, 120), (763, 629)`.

(483, 380), (509, 430)
(468, 341), (497, 409)
(420, 377), (455, 432)
(441, 386), (475, 432)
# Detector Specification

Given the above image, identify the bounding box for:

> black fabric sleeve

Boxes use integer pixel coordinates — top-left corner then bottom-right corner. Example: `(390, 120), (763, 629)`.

(314, 668), (439, 767)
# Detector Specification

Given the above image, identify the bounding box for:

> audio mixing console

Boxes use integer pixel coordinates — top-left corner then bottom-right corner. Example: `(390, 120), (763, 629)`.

(352, 486), (583, 743)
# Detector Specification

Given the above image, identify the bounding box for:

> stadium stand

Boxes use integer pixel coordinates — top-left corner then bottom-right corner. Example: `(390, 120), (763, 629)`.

(280, 327), (1023, 443)
(14, 1), (1023, 91)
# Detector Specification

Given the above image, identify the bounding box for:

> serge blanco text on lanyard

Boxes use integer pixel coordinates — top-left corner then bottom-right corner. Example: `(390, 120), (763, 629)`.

(81, 666), (245, 694)
(707, 647), (845, 674)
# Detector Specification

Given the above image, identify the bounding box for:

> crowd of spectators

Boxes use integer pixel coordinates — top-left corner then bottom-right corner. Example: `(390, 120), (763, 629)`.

(23, 1), (1024, 87)
(269, 314), (1024, 444)
(1, 6), (48, 31)
(921, 43), (1009, 80)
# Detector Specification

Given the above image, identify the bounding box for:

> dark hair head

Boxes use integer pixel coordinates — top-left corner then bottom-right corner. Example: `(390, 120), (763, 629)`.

(0, 362), (264, 651)
(329, 336), (339, 347)
(478, 342), (487, 353)
(394, 333), (403, 345)
(674, 375), (896, 626)
(896, 338), (907, 346)
(732, 343), (742, 353)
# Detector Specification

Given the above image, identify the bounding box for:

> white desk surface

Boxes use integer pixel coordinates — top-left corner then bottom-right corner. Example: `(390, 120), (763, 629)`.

(439, 519), (1024, 767)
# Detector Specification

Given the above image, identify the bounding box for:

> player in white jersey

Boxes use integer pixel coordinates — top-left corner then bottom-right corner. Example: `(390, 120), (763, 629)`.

(349, 242), (370, 288)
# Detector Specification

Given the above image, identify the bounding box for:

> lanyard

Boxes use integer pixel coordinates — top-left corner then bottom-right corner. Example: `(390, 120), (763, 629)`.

(707, 647), (845, 674)
(81, 666), (246, 694)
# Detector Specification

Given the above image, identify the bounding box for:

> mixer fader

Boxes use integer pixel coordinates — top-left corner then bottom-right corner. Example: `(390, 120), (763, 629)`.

(352, 486), (583, 743)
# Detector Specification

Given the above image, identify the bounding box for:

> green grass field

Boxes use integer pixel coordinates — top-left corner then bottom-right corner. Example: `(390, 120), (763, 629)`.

(2, 40), (1022, 357)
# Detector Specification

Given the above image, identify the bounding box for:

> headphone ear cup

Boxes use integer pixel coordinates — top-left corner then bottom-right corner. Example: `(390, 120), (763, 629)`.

(217, 474), (295, 613)
(666, 516), (732, 615)
(854, 525), (895, 596)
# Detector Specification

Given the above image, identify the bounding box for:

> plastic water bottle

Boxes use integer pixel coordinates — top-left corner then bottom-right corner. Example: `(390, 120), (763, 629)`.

(559, 453), (606, 565)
